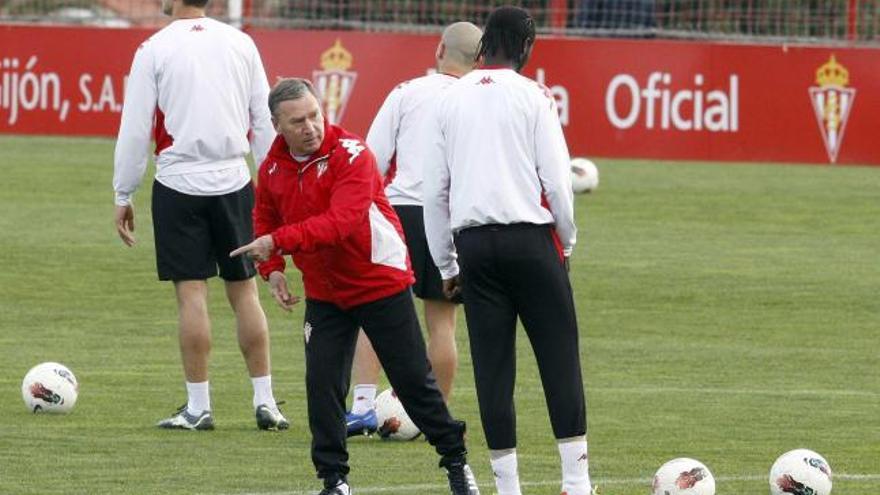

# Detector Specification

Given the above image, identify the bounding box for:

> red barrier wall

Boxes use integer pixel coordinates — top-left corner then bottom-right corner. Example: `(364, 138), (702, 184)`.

(2, 24), (878, 165)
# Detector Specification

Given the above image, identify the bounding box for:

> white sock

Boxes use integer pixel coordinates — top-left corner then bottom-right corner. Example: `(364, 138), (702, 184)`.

(558, 436), (592, 495)
(186, 381), (210, 415)
(251, 375), (277, 410)
(490, 449), (522, 495)
(350, 384), (377, 415)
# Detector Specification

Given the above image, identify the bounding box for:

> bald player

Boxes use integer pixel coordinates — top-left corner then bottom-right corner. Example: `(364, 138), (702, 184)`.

(345, 22), (483, 437)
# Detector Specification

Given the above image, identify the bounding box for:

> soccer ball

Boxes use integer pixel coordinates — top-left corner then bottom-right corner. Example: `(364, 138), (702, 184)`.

(652, 458), (716, 495)
(571, 157), (599, 194)
(374, 388), (421, 440)
(21, 362), (79, 414)
(769, 449), (832, 495)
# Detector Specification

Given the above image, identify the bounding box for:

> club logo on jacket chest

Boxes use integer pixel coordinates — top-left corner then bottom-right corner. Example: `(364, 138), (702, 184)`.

(316, 159), (329, 178)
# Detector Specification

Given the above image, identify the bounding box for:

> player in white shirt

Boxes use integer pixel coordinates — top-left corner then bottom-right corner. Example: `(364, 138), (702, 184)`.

(344, 21), (482, 438)
(422, 6), (595, 495)
(112, 0), (287, 432)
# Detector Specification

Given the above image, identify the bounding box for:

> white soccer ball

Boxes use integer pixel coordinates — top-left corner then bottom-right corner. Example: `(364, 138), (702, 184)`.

(769, 449), (832, 495)
(374, 388), (421, 440)
(571, 157), (599, 194)
(652, 458), (716, 495)
(21, 362), (79, 414)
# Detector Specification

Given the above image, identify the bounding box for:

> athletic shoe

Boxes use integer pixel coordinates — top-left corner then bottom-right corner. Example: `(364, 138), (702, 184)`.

(318, 479), (351, 495)
(256, 404), (290, 431)
(561, 488), (600, 495)
(345, 409), (378, 437)
(157, 405), (214, 431)
(444, 460), (480, 495)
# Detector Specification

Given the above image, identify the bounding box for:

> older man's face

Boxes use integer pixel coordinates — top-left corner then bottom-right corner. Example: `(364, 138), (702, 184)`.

(273, 92), (325, 157)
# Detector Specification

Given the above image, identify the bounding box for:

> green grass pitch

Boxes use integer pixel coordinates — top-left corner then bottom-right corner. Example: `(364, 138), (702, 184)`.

(0, 135), (877, 494)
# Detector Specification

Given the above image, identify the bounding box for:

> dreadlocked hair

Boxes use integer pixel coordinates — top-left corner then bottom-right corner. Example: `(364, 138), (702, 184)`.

(476, 6), (536, 70)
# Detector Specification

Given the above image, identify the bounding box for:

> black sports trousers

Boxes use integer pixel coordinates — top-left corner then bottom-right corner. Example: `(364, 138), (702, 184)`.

(454, 223), (587, 450)
(303, 289), (467, 480)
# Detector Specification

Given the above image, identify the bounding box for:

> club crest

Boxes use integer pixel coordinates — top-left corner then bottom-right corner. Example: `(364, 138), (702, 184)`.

(312, 39), (357, 125)
(809, 55), (856, 163)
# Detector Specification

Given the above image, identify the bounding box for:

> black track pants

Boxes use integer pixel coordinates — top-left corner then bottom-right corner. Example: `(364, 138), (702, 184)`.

(304, 289), (467, 480)
(455, 223), (587, 450)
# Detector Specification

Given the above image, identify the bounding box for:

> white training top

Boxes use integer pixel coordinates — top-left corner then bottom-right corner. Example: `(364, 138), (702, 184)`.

(422, 67), (576, 279)
(366, 72), (459, 206)
(113, 17), (274, 206)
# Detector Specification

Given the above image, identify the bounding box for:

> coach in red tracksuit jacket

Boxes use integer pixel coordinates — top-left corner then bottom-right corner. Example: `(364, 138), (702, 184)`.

(230, 78), (478, 495)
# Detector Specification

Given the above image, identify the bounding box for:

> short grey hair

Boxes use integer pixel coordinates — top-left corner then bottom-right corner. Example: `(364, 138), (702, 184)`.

(268, 78), (319, 118)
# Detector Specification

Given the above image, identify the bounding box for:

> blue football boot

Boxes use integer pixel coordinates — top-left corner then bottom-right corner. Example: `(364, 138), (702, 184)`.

(345, 409), (378, 437)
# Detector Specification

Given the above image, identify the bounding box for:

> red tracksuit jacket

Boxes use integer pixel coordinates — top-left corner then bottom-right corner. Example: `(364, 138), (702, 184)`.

(253, 124), (415, 309)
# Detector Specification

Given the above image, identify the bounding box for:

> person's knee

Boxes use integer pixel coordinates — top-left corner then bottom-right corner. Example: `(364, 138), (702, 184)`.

(426, 317), (458, 370)
(224, 278), (259, 308)
(425, 300), (456, 335)
(391, 370), (424, 394)
(306, 363), (344, 394)
(175, 280), (209, 312)
(179, 322), (212, 351)
(428, 345), (457, 372)
(482, 402), (515, 423)
(238, 326), (267, 350)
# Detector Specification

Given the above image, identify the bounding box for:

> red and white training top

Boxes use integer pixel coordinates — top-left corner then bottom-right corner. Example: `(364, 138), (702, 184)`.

(254, 125), (414, 309)
(113, 17), (274, 206)
(422, 67), (577, 279)
(366, 72), (459, 206)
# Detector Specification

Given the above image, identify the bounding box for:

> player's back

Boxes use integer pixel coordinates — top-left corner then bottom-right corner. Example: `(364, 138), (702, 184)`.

(438, 68), (557, 228)
(369, 72), (458, 205)
(145, 18), (261, 170)
(394, 73), (459, 164)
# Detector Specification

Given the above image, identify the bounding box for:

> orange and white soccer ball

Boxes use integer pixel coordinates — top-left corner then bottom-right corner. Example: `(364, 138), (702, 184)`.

(769, 449), (832, 495)
(374, 388), (421, 440)
(652, 458), (716, 495)
(21, 362), (79, 414)
(571, 157), (599, 194)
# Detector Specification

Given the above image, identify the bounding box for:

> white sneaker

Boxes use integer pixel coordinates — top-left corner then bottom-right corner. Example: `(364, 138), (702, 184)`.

(560, 487), (599, 495)
(156, 405), (214, 431)
(445, 460), (480, 495)
(255, 404), (289, 431)
(318, 480), (351, 495)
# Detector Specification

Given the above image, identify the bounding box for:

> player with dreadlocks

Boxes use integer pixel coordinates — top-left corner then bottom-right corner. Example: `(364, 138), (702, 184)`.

(421, 5), (597, 495)
(476, 5), (535, 70)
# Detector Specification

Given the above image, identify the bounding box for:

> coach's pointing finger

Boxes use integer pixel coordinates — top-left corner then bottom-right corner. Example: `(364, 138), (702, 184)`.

(230, 234), (276, 261)
(229, 244), (253, 258)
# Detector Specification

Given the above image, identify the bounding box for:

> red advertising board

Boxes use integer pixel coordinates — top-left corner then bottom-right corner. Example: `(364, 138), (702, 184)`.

(0, 25), (149, 136)
(1, 24), (878, 165)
